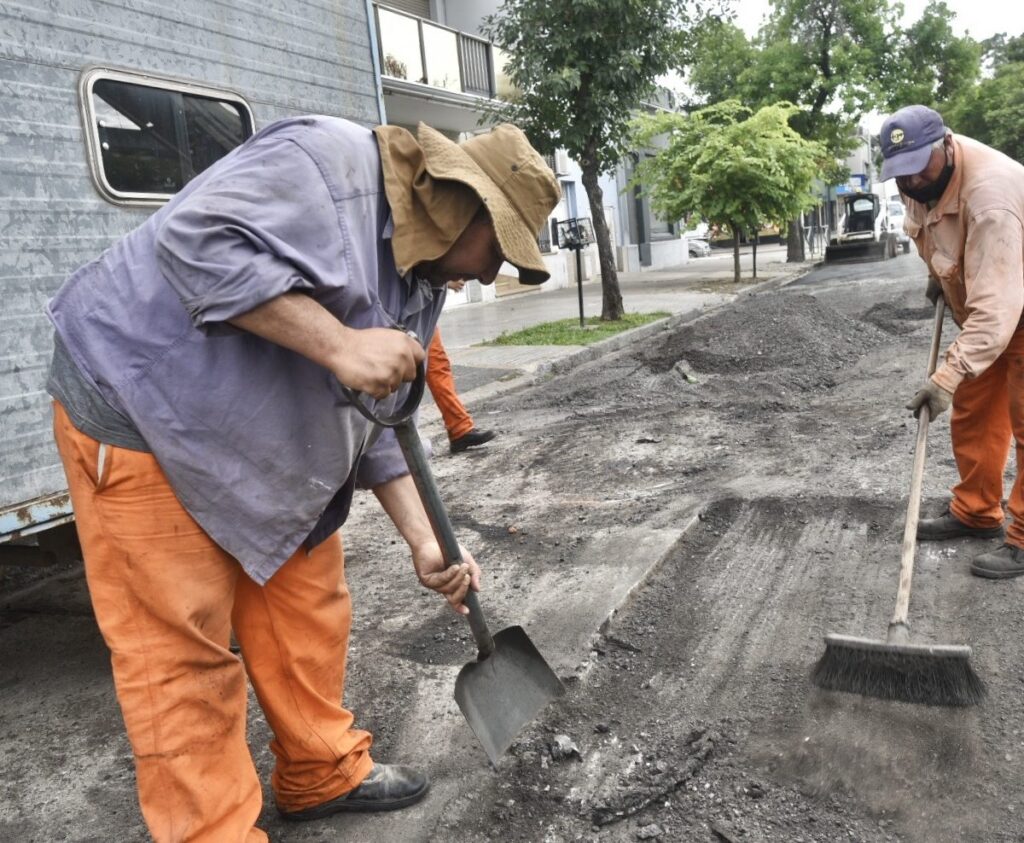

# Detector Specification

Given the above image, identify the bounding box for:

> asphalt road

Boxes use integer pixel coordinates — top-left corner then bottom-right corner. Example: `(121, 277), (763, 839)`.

(7, 251), (1021, 843)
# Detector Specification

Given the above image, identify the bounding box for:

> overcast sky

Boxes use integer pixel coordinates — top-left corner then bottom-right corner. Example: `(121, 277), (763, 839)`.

(732, 0), (1024, 41)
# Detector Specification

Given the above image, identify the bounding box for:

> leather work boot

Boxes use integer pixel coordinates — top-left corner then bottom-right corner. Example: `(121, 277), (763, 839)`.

(971, 544), (1024, 579)
(278, 764), (429, 820)
(916, 507), (1004, 541)
(450, 428), (495, 454)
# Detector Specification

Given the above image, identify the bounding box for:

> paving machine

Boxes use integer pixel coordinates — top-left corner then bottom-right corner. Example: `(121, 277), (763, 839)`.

(824, 192), (897, 263)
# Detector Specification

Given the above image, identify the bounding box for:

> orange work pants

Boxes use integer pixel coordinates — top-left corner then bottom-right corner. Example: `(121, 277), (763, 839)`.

(426, 328), (474, 440)
(53, 402), (373, 842)
(948, 328), (1024, 546)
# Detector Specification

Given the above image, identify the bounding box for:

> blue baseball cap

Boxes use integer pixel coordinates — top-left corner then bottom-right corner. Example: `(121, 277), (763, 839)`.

(879, 105), (947, 181)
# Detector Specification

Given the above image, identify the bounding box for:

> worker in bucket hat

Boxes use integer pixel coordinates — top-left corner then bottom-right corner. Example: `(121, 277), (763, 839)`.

(881, 105), (1024, 579)
(46, 117), (559, 841)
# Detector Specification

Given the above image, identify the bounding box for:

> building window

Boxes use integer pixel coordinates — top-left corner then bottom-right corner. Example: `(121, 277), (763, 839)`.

(649, 212), (675, 240)
(79, 68), (255, 206)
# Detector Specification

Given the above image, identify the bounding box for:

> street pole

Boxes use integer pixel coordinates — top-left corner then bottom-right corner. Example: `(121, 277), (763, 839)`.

(575, 246), (585, 329)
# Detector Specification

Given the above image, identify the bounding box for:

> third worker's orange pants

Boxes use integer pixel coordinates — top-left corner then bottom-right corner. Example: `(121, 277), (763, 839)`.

(426, 328), (475, 441)
(53, 401), (374, 842)
(948, 327), (1024, 547)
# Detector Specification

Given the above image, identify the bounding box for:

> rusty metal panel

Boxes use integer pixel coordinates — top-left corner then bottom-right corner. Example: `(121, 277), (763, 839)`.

(0, 0), (380, 539)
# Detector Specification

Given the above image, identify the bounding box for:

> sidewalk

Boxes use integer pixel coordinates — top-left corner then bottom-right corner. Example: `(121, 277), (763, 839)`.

(422, 244), (813, 429)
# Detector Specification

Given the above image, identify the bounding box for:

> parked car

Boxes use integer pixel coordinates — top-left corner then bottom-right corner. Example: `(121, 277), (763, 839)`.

(688, 237), (712, 258)
(887, 201), (912, 254)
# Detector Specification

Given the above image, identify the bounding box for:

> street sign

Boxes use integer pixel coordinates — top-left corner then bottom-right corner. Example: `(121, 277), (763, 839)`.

(555, 217), (595, 250)
(555, 218), (595, 327)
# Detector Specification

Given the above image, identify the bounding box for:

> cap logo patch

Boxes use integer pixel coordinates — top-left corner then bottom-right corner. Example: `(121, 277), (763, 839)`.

(890, 128), (905, 145)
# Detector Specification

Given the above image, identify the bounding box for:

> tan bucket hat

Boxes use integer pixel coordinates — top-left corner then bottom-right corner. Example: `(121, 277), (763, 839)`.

(416, 123), (561, 285)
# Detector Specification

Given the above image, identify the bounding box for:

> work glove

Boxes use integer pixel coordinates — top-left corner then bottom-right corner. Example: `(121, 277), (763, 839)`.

(906, 379), (953, 420)
(925, 276), (942, 305)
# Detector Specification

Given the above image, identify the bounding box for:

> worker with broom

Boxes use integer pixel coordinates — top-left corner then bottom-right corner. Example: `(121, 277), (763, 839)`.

(882, 104), (1024, 580)
(45, 117), (559, 842)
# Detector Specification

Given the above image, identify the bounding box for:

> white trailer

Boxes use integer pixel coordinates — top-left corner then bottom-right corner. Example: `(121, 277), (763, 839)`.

(0, 0), (383, 563)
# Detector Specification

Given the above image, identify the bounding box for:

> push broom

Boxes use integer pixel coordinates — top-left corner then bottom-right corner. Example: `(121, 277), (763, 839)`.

(812, 296), (986, 706)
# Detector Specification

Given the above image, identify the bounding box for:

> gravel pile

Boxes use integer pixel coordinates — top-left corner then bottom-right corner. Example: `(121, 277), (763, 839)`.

(860, 302), (934, 335)
(643, 294), (890, 375)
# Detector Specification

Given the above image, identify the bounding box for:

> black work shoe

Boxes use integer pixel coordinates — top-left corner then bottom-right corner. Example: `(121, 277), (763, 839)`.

(916, 507), (1004, 541)
(449, 428), (495, 454)
(971, 544), (1024, 579)
(278, 764), (429, 820)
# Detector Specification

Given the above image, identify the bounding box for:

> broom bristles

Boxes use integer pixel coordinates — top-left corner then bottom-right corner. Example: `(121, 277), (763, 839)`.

(811, 634), (987, 707)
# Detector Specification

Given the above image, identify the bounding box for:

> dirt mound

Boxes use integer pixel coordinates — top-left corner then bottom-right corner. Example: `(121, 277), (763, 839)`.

(643, 293), (890, 375)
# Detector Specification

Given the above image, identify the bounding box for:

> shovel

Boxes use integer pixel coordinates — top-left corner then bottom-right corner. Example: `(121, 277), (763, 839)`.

(341, 361), (564, 764)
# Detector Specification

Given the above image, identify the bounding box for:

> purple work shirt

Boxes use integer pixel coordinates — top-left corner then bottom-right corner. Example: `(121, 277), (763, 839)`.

(48, 116), (443, 584)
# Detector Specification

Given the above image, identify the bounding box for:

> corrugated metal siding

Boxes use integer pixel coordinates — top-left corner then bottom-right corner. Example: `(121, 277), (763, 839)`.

(0, 0), (380, 525)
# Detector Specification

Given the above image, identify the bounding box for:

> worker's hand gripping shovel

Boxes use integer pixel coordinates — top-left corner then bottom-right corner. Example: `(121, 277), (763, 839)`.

(340, 355), (564, 765)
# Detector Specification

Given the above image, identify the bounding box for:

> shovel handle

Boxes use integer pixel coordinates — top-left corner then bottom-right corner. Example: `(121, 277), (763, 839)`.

(337, 345), (496, 659)
(394, 421), (496, 660)
(890, 296), (945, 631)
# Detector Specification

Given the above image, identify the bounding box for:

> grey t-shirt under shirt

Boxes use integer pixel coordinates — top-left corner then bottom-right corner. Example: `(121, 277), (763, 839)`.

(48, 334), (150, 452)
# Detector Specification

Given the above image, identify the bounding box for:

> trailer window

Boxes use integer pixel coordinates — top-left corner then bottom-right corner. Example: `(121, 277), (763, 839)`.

(80, 69), (254, 205)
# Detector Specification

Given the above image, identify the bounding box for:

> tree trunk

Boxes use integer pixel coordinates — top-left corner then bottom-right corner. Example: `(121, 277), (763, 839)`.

(786, 217), (805, 262)
(730, 222), (741, 283)
(580, 162), (623, 321)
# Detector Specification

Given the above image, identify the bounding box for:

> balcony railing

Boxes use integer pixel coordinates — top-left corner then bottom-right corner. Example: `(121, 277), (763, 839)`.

(374, 3), (511, 100)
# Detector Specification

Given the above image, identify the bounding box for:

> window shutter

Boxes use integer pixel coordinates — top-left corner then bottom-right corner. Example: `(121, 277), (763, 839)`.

(379, 0), (431, 18)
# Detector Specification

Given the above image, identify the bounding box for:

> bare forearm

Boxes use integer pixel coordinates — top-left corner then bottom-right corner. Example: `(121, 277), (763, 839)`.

(229, 291), (349, 372)
(228, 292), (425, 399)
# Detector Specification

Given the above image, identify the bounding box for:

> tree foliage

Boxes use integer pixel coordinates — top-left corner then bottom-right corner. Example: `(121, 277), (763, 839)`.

(686, 18), (758, 107)
(686, 0), (902, 260)
(884, 1), (981, 110)
(684, 0), (991, 258)
(482, 0), (694, 320)
(945, 58), (1024, 164)
(630, 102), (825, 281)
(483, 0), (690, 172)
(982, 33), (1024, 67)
(753, 0), (898, 123)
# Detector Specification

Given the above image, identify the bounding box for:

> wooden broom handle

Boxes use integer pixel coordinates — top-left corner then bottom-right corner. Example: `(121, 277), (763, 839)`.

(891, 297), (945, 631)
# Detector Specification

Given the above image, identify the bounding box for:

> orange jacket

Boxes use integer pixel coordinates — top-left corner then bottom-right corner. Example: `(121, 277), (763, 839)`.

(903, 135), (1024, 393)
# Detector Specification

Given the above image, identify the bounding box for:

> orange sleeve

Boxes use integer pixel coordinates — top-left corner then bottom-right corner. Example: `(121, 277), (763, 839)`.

(933, 210), (1024, 392)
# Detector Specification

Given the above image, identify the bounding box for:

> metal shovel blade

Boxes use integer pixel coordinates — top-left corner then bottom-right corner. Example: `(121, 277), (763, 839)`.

(454, 625), (565, 766)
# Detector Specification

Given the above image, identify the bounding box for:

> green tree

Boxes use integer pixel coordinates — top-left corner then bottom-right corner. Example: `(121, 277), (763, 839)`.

(630, 101), (825, 282)
(885, 0), (981, 110)
(683, 0), (902, 261)
(937, 32), (1024, 164)
(945, 62), (1024, 163)
(482, 0), (692, 320)
(685, 18), (758, 107)
(687, 0), (984, 259)
(980, 32), (1024, 67)
(755, 0), (902, 259)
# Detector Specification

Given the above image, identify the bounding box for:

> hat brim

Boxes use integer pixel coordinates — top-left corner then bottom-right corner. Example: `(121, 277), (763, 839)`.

(881, 144), (934, 181)
(417, 126), (551, 285)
